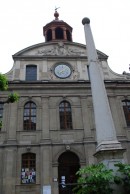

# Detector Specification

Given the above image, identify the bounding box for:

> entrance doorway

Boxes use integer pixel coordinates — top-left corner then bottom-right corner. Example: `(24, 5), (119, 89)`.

(58, 152), (80, 194)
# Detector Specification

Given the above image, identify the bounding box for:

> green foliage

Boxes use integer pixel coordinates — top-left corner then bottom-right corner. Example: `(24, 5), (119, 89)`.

(0, 73), (8, 91)
(74, 163), (114, 194)
(7, 92), (19, 103)
(0, 73), (20, 103)
(114, 163), (130, 193)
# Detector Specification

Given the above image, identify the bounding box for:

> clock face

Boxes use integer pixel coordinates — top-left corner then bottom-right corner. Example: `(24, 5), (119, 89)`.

(54, 64), (71, 78)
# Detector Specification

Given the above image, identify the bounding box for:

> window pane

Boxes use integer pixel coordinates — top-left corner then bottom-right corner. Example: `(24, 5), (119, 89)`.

(31, 109), (36, 116)
(23, 102), (36, 130)
(0, 103), (3, 118)
(59, 101), (72, 130)
(0, 110), (3, 117)
(24, 109), (29, 116)
(122, 100), (130, 126)
(0, 103), (4, 130)
(26, 65), (37, 81)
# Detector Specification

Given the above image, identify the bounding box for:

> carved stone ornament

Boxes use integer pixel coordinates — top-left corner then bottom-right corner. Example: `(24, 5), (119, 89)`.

(36, 42), (86, 56)
(26, 147), (31, 152)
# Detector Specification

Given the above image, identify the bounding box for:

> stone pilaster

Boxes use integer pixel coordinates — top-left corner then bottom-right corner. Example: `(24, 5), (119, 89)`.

(0, 149), (3, 194)
(80, 96), (93, 140)
(7, 102), (17, 143)
(52, 163), (59, 194)
(40, 146), (52, 193)
(3, 147), (17, 194)
(41, 96), (50, 143)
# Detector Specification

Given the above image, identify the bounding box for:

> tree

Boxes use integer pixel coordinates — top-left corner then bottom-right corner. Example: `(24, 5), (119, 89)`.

(114, 163), (130, 193)
(74, 163), (114, 194)
(0, 73), (8, 91)
(0, 73), (19, 128)
(0, 73), (19, 102)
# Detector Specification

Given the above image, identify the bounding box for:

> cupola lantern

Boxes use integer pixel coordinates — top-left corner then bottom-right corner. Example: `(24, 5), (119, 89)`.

(43, 10), (73, 42)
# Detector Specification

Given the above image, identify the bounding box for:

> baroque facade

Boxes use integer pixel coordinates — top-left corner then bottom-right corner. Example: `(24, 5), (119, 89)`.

(0, 11), (130, 194)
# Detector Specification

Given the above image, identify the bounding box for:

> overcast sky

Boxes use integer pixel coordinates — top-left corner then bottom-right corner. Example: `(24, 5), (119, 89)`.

(0, 0), (130, 74)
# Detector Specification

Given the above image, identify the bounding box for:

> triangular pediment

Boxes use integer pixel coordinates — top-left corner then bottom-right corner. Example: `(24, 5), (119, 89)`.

(13, 41), (108, 60)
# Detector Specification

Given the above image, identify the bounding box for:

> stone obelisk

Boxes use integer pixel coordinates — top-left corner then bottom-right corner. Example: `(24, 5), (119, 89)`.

(82, 18), (125, 166)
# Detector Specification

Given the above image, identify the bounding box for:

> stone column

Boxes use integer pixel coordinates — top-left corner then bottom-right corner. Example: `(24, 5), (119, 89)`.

(52, 27), (56, 40)
(44, 31), (47, 42)
(63, 27), (67, 40)
(82, 18), (125, 165)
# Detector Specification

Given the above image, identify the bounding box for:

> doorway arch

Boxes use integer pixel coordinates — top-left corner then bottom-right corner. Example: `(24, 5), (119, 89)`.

(58, 151), (80, 194)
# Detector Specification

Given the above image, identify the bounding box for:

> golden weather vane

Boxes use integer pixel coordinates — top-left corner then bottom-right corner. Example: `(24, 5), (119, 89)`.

(54, 6), (60, 20)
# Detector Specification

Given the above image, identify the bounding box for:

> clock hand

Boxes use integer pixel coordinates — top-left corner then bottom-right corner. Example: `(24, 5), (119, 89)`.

(59, 67), (67, 73)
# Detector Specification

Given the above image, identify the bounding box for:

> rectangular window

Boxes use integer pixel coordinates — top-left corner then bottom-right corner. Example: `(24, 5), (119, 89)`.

(21, 153), (36, 184)
(122, 100), (130, 127)
(26, 65), (37, 81)
(59, 101), (72, 130)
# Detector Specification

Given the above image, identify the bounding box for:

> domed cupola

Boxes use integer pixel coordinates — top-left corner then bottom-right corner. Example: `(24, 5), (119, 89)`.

(43, 9), (73, 42)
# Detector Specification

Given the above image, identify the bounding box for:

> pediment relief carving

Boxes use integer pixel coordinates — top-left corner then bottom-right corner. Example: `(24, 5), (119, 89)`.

(36, 42), (86, 56)
(13, 42), (108, 60)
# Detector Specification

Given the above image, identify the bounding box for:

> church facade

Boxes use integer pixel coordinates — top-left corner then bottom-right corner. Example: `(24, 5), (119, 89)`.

(0, 11), (130, 194)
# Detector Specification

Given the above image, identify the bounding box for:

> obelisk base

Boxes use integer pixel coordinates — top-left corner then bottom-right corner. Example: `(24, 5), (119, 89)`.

(94, 141), (125, 167)
(94, 142), (125, 194)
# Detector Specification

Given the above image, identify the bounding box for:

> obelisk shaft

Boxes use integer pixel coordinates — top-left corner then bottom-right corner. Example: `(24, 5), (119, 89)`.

(82, 18), (121, 150)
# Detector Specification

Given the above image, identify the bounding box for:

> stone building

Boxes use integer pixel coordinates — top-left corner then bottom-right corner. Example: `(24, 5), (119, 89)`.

(0, 10), (130, 194)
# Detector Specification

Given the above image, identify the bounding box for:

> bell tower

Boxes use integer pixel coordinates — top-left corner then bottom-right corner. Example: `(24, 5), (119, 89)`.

(43, 9), (73, 42)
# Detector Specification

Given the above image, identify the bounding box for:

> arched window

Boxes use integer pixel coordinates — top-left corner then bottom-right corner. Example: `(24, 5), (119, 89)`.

(59, 101), (72, 129)
(0, 102), (4, 130)
(23, 101), (36, 130)
(21, 153), (36, 184)
(55, 27), (63, 39)
(122, 99), (130, 126)
(26, 65), (37, 81)
(66, 30), (71, 41)
(47, 29), (52, 41)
